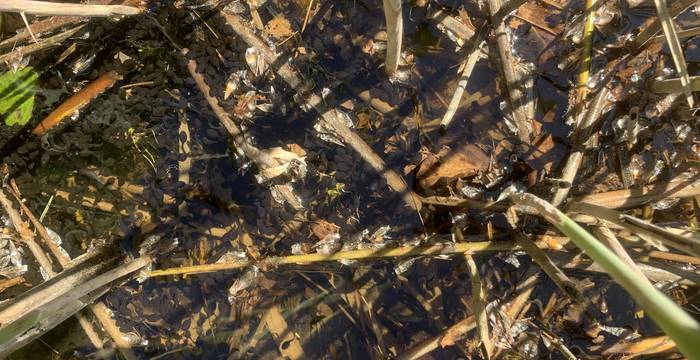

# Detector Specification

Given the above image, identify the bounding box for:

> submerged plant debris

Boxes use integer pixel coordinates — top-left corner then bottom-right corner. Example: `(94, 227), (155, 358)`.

(0, 0), (698, 359)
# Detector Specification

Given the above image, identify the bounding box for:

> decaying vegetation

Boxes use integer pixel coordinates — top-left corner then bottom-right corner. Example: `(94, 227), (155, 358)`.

(0, 0), (699, 358)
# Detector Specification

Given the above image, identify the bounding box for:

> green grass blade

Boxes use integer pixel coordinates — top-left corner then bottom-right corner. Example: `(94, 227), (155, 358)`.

(511, 193), (700, 359)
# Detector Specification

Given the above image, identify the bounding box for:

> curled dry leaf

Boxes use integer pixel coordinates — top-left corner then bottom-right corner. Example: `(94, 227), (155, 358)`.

(417, 144), (490, 189)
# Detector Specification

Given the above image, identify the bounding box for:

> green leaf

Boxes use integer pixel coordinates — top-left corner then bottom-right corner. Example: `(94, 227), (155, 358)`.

(0, 67), (38, 126)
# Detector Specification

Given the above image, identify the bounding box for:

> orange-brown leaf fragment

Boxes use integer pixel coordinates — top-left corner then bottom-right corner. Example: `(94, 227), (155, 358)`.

(310, 219), (340, 241)
(265, 15), (294, 39)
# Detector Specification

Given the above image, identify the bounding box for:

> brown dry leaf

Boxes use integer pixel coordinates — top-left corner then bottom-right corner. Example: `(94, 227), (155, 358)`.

(417, 144), (489, 189)
(265, 15), (294, 39)
(516, 2), (563, 36)
(310, 220), (340, 241)
(602, 335), (676, 359)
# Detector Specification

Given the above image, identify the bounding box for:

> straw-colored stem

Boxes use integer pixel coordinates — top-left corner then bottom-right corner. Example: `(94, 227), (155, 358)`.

(0, 0), (141, 16)
(487, 0), (532, 143)
(577, 0), (596, 106)
(440, 40), (484, 130)
(569, 201), (700, 258)
(551, 86), (609, 207)
(149, 241), (516, 277)
(511, 193), (700, 358)
(465, 255), (491, 358)
(653, 0), (695, 107)
(382, 0), (403, 75)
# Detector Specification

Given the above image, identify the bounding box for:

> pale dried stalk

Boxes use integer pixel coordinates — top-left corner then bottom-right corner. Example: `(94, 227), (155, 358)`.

(551, 86), (610, 207)
(382, 0), (403, 75)
(591, 226), (652, 287)
(569, 201), (700, 258)
(0, 256), (151, 356)
(632, 0), (695, 49)
(0, 24), (85, 66)
(8, 181), (138, 359)
(487, 0), (532, 143)
(465, 255), (491, 359)
(149, 240), (516, 277)
(440, 40), (484, 130)
(571, 176), (700, 209)
(0, 16), (83, 49)
(515, 233), (580, 299)
(0, 250), (111, 325)
(222, 12), (423, 211)
(652, 74), (700, 93)
(0, 188), (55, 277)
(653, 0), (695, 107)
(0, 0), (141, 16)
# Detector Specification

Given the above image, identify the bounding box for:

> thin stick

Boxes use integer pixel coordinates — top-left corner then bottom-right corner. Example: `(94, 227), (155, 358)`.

(9, 180), (138, 360)
(301, 0), (314, 33)
(511, 192), (700, 358)
(382, 0), (403, 75)
(515, 232), (581, 299)
(19, 12), (38, 44)
(551, 86), (610, 207)
(222, 12), (423, 211)
(0, 188), (55, 277)
(547, 250), (698, 285)
(632, 0), (695, 50)
(652, 74), (700, 93)
(149, 241), (516, 277)
(440, 40), (484, 131)
(465, 255), (491, 359)
(0, 0), (141, 16)
(183, 53), (280, 172)
(0, 24), (85, 66)
(8, 181), (68, 268)
(0, 276), (26, 294)
(0, 16), (83, 50)
(486, 0), (532, 143)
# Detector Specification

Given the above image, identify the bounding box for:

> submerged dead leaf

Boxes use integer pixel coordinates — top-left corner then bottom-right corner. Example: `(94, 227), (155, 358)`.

(417, 144), (489, 189)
